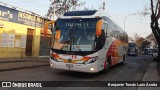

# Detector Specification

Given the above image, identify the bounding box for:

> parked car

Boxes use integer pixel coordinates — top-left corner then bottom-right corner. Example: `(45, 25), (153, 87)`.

(152, 48), (158, 61)
(144, 48), (153, 55)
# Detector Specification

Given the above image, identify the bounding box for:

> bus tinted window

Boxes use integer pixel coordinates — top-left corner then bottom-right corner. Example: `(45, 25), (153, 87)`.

(52, 18), (100, 52)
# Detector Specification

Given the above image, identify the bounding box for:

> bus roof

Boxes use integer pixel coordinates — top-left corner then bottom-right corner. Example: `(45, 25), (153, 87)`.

(59, 9), (105, 19)
(64, 10), (97, 16)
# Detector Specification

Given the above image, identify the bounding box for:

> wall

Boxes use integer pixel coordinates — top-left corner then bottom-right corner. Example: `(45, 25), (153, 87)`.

(0, 20), (42, 58)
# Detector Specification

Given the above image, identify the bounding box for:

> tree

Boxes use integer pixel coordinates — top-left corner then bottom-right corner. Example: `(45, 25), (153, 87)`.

(141, 40), (151, 51)
(146, 33), (158, 48)
(128, 36), (134, 42)
(133, 34), (143, 47)
(150, 0), (160, 74)
(46, 0), (85, 19)
(142, 0), (160, 74)
(133, 33), (145, 53)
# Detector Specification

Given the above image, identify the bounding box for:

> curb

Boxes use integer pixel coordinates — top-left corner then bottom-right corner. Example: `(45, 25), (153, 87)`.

(0, 64), (49, 72)
(0, 60), (49, 63)
(0, 57), (50, 63)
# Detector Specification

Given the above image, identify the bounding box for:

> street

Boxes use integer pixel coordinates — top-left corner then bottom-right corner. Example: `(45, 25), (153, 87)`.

(0, 55), (156, 90)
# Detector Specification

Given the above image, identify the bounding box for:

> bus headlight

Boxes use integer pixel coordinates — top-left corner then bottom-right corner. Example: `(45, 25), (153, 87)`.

(50, 54), (58, 62)
(83, 56), (98, 65)
(90, 68), (95, 71)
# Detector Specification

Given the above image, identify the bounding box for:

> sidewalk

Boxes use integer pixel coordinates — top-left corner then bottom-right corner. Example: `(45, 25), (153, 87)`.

(137, 61), (160, 90)
(0, 57), (50, 71)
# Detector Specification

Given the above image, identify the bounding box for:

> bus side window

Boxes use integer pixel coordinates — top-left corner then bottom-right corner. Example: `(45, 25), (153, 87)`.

(102, 21), (108, 37)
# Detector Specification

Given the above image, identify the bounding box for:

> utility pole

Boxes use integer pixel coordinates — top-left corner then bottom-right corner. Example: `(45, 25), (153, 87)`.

(103, 2), (105, 10)
(46, 0), (58, 20)
(98, 1), (105, 11)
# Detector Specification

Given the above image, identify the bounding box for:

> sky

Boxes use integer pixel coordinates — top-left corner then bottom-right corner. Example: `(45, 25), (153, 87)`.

(0, 0), (151, 38)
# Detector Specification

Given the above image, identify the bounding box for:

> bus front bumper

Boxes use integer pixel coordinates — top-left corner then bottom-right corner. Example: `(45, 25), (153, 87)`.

(49, 60), (99, 73)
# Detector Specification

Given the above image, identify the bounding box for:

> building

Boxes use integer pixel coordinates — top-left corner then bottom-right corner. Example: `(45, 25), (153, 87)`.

(0, 4), (52, 58)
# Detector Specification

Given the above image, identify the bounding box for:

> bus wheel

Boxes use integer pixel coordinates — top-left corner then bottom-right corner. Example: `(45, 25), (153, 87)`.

(101, 57), (110, 74)
(121, 54), (126, 65)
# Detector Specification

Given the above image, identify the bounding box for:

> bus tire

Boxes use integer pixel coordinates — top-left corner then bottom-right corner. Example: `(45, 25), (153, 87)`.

(101, 57), (111, 74)
(121, 54), (126, 65)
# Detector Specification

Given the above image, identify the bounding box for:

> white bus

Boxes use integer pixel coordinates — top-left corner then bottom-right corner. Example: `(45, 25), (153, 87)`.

(44, 10), (128, 73)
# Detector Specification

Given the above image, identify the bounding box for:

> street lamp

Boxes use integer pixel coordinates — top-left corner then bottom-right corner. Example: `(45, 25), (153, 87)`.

(124, 13), (136, 30)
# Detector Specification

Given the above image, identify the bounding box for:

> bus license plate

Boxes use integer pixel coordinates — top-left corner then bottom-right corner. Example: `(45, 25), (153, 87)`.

(66, 64), (73, 68)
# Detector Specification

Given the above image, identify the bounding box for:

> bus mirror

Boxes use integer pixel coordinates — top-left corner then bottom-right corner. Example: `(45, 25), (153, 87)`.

(44, 20), (55, 36)
(96, 20), (103, 36)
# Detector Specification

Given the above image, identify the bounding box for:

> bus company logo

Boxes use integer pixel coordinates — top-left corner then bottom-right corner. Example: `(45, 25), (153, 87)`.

(68, 58), (72, 63)
(2, 82), (11, 87)
(71, 55), (77, 59)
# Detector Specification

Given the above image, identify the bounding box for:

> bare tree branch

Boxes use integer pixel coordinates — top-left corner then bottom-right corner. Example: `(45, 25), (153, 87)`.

(155, 0), (159, 15)
(151, 0), (155, 15)
(156, 0), (160, 19)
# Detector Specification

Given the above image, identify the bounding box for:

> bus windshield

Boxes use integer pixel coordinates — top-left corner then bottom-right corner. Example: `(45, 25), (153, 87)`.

(51, 18), (100, 52)
(129, 43), (136, 48)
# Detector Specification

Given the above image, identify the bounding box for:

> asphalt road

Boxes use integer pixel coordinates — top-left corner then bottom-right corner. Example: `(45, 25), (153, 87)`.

(0, 55), (153, 90)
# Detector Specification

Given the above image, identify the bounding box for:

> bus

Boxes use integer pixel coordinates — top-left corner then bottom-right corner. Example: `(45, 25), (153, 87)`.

(128, 43), (138, 56)
(44, 10), (128, 73)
